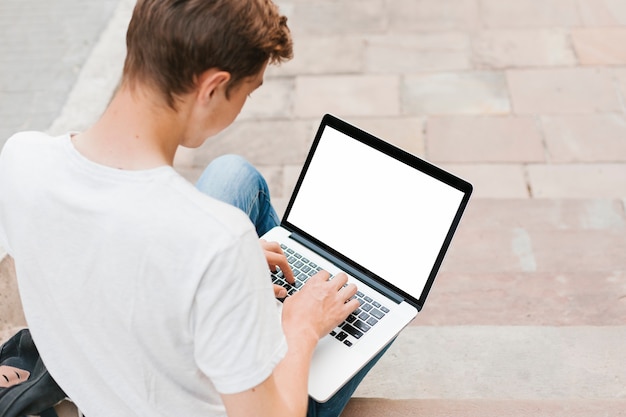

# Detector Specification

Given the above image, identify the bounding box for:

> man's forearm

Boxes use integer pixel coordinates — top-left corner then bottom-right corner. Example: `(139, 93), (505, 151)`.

(271, 327), (318, 416)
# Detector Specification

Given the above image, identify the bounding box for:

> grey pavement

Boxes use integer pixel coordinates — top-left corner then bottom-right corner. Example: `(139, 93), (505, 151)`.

(1, 0), (626, 416)
(0, 0), (119, 144)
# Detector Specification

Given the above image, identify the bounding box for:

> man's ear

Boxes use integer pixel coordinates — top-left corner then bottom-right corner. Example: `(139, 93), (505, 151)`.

(197, 69), (231, 103)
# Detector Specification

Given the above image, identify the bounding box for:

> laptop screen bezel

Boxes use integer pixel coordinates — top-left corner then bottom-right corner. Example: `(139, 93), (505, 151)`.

(281, 114), (473, 311)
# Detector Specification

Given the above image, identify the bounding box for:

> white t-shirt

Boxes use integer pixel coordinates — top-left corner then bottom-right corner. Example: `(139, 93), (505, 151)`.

(0, 132), (287, 417)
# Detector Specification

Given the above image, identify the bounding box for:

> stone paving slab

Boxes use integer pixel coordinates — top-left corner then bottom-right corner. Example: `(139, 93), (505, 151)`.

(507, 68), (622, 114)
(480, 0), (582, 28)
(265, 36), (365, 77)
(386, 0), (479, 32)
(402, 72), (511, 115)
(572, 28), (626, 65)
(364, 34), (471, 73)
(427, 116), (545, 163)
(472, 29), (577, 69)
(527, 164), (626, 198)
(616, 68), (626, 100)
(541, 114), (626, 162)
(285, 0), (388, 37)
(294, 75), (400, 118)
(577, 0), (626, 26)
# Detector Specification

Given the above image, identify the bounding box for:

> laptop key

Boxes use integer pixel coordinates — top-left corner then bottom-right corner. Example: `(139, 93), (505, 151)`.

(335, 331), (348, 342)
(341, 323), (363, 339)
(353, 320), (371, 333)
(366, 317), (378, 326)
(370, 308), (385, 319)
(343, 340), (353, 347)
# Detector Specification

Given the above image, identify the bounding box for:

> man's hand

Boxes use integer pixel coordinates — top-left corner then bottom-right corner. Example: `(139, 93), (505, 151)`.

(282, 270), (359, 340)
(260, 239), (295, 298)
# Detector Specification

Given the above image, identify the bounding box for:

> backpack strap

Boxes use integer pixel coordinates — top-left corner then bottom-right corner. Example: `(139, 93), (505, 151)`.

(40, 407), (60, 417)
(0, 329), (66, 417)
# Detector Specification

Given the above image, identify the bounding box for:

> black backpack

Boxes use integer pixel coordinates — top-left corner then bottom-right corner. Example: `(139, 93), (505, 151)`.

(0, 328), (67, 417)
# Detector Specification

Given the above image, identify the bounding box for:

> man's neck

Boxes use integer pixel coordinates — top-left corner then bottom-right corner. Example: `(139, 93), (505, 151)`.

(72, 86), (188, 170)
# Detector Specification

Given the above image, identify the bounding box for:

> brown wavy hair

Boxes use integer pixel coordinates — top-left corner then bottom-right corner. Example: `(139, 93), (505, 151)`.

(123, 0), (293, 108)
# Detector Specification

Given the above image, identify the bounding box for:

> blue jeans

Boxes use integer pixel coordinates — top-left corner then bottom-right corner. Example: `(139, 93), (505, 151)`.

(196, 154), (280, 237)
(196, 154), (391, 417)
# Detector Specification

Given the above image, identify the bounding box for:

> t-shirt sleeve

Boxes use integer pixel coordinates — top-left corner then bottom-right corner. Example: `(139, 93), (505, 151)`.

(191, 228), (287, 394)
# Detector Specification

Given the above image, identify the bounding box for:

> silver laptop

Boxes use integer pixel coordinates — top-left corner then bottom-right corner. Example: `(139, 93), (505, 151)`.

(262, 114), (472, 402)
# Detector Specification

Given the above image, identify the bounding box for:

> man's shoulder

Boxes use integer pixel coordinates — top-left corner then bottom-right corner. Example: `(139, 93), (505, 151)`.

(2, 131), (64, 156)
(5, 130), (61, 144)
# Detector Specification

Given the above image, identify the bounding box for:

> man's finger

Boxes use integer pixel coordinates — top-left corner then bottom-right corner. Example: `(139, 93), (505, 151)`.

(309, 269), (331, 283)
(267, 252), (295, 283)
(329, 272), (349, 290)
(273, 284), (287, 299)
(338, 282), (358, 302)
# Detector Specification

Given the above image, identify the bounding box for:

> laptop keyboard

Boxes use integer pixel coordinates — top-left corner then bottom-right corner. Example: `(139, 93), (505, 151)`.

(271, 244), (390, 348)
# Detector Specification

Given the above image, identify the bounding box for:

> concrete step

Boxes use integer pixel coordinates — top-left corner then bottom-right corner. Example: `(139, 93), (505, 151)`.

(352, 326), (626, 401)
(342, 398), (626, 417)
(417, 270), (626, 326)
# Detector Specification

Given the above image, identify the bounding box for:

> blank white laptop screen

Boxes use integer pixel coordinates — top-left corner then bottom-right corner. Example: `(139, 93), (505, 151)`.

(287, 126), (465, 299)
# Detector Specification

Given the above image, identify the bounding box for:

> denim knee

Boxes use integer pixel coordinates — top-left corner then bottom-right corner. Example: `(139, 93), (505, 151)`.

(195, 154), (279, 236)
(196, 154), (266, 198)
(201, 154), (256, 183)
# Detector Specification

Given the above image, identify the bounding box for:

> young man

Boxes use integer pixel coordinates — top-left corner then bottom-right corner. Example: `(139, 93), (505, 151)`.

(0, 1), (385, 416)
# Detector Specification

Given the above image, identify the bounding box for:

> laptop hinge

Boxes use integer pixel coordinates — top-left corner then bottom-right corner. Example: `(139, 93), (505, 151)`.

(289, 232), (404, 305)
